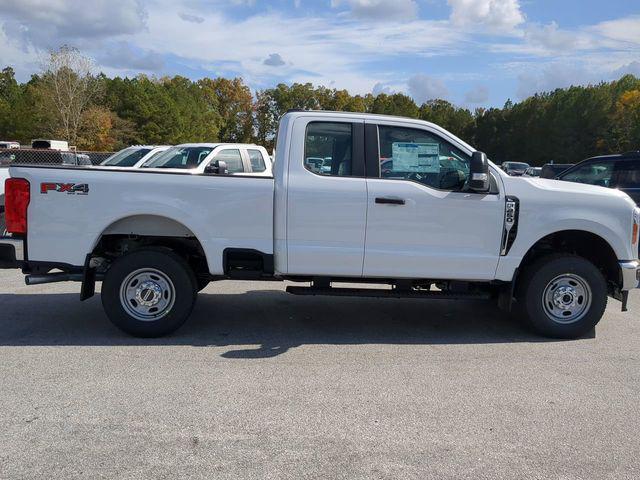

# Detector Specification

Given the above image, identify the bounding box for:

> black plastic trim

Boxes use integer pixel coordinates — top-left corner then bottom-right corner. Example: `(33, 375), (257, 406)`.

(223, 248), (274, 276)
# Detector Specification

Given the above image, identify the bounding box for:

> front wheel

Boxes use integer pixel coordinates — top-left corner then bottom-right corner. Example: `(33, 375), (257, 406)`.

(102, 249), (197, 337)
(517, 254), (608, 339)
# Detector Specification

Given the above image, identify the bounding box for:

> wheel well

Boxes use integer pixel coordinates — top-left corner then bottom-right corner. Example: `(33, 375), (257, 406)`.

(92, 234), (209, 281)
(520, 230), (620, 288)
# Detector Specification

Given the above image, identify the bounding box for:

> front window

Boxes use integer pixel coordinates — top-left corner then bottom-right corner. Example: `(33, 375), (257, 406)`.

(377, 125), (470, 190)
(143, 146), (213, 169)
(560, 161), (614, 187)
(213, 149), (244, 173)
(102, 147), (151, 167)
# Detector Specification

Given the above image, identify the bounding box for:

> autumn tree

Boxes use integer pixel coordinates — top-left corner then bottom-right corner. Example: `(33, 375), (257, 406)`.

(38, 45), (102, 145)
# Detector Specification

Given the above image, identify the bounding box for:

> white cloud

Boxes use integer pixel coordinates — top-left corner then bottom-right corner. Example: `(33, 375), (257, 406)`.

(523, 22), (581, 52)
(263, 53), (286, 67)
(464, 85), (489, 103)
(407, 74), (448, 103)
(331, 0), (419, 21)
(515, 63), (595, 99)
(612, 61), (640, 78)
(448, 0), (524, 32)
(179, 13), (205, 24)
(98, 42), (164, 71)
(372, 82), (395, 95)
(591, 16), (640, 46)
(0, 0), (146, 48)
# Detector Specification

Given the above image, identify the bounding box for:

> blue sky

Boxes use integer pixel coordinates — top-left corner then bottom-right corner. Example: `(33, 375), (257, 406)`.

(0, 0), (638, 108)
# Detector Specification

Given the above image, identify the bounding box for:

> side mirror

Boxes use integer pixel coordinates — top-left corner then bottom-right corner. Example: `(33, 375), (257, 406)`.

(205, 160), (228, 175)
(469, 151), (490, 193)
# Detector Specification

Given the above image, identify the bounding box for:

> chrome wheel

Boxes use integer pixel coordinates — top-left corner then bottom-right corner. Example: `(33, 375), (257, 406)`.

(119, 268), (176, 322)
(542, 273), (592, 324)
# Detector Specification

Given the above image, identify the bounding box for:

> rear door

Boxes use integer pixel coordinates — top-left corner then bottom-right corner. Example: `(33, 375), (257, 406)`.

(285, 117), (367, 276)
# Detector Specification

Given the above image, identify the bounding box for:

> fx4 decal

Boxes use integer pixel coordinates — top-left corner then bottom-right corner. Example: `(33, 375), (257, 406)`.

(40, 182), (89, 195)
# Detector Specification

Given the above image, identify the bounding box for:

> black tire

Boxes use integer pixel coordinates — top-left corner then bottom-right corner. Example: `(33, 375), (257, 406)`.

(102, 249), (197, 337)
(196, 276), (210, 293)
(517, 254), (607, 339)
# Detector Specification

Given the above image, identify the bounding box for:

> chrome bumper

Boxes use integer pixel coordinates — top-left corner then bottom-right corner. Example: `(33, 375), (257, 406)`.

(0, 236), (24, 268)
(619, 260), (640, 291)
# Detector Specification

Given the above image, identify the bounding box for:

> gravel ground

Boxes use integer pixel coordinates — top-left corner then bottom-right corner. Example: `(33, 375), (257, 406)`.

(0, 268), (639, 479)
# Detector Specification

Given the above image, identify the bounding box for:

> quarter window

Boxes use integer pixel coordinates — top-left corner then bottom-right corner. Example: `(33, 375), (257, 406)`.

(377, 125), (470, 190)
(305, 122), (353, 176)
(248, 149), (267, 173)
(214, 149), (244, 173)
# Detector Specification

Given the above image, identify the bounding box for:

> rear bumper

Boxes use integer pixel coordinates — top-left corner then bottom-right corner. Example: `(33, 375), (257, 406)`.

(620, 260), (640, 291)
(0, 237), (24, 268)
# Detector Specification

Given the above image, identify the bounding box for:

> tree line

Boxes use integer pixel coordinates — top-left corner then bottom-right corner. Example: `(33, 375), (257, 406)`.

(0, 47), (638, 165)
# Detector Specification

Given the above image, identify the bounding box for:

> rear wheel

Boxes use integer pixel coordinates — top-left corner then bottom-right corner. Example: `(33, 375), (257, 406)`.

(102, 249), (196, 337)
(517, 254), (607, 339)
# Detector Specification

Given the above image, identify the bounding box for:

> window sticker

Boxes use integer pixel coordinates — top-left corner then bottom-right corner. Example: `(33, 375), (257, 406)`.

(391, 142), (440, 173)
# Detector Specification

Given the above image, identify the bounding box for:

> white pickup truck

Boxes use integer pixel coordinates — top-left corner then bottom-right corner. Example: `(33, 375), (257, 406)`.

(1, 111), (638, 338)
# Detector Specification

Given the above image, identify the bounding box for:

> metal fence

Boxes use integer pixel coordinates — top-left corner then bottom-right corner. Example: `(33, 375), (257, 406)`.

(0, 149), (114, 167)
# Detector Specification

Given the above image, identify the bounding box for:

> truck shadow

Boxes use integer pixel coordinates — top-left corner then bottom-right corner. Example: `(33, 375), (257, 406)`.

(0, 288), (579, 356)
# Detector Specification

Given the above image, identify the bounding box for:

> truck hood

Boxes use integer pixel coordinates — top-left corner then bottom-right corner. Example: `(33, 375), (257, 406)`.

(512, 176), (633, 202)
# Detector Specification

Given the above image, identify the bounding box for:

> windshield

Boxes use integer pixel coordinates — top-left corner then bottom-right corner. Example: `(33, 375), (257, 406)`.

(506, 162), (529, 169)
(143, 146), (214, 169)
(102, 147), (151, 167)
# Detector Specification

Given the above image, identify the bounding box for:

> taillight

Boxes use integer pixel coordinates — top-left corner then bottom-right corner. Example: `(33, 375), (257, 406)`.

(633, 209), (639, 246)
(5, 178), (30, 234)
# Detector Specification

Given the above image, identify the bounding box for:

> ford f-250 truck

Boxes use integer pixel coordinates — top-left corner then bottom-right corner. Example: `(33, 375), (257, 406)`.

(1, 111), (639, 338)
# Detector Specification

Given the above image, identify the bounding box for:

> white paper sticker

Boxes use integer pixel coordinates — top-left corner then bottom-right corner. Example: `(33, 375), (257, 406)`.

(391, 142), (440, 173)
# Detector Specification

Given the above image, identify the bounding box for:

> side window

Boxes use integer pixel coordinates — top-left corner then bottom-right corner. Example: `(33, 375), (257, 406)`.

(214, 149), (244, 173)
(561, 161), (614, 187)
(305, 122), (352, 176)
(612, 160), (640, 189)
(377, 125), (470, 190)
(248, 149), (267, 173)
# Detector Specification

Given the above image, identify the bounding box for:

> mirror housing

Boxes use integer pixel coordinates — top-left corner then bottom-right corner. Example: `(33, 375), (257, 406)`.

(469, 151), (490, 193)
(205, 160), (228, 175)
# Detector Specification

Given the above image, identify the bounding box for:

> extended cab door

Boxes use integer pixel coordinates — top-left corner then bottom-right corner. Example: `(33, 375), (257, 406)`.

(363, 121), (504, 280)
(285, 117), (367, 276)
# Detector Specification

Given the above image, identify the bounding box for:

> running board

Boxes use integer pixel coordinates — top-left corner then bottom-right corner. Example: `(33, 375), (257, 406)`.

(286, 286), (490, 300)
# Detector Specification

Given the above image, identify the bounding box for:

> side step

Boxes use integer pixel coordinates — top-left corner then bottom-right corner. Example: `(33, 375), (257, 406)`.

(286, 286), (490, 300)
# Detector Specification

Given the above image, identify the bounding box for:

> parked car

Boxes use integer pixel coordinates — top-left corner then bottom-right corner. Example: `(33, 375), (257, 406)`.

(1, 111), (638, 340)
(141, 143), (271, 176)
(31, 139), (69, 151)
(500, 162), (530, 176)
(524, 167), (542, 177)
(100, 145), (171, 168)
(540, 163), (574, 178)
(0, 141), (20, 149)
(556, 152), (640, 206)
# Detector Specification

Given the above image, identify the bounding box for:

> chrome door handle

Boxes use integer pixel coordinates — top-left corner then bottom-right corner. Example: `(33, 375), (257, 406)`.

(375, 197), (405, 205)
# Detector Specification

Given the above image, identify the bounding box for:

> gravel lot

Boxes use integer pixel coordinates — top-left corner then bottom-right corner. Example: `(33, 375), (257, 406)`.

(0, 268), (639, 479)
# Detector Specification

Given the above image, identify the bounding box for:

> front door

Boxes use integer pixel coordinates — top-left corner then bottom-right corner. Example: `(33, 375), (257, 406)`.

(363, 122), (504, 280)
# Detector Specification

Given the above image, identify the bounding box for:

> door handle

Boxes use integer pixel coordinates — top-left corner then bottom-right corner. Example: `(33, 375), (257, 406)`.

(375, 197), (405, 205)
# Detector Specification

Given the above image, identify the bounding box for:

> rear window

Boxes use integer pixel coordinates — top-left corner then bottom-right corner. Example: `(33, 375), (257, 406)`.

(247, 149), (266, 172)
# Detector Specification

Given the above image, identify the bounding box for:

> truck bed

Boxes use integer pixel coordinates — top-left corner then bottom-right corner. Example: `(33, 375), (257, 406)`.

(11, 165), (275, 274)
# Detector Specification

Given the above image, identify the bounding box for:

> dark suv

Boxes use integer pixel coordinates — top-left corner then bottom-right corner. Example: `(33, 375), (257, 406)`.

(556, 152), (640, 205)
